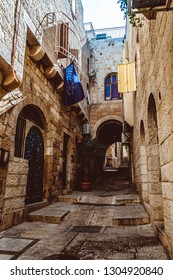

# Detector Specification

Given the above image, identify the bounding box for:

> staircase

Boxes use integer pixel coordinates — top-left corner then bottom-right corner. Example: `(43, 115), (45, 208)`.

(27, 168), (149, 226)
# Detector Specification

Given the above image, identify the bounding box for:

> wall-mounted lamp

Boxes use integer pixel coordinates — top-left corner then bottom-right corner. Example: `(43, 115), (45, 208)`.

(0, 148), (10, 167)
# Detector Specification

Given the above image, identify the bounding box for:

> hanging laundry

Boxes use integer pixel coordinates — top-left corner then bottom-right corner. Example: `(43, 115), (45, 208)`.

(63, 62), (84, 106)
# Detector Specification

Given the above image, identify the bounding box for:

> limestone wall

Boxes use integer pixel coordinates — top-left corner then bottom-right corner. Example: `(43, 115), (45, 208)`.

(0, 0), (85, 80)
(89, 37), (124, 137)
(127, 11), (173, 258)
(0, 0), (89, 230)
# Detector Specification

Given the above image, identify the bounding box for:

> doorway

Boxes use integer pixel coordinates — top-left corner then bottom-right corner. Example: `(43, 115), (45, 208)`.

(24, 126), (44, 204)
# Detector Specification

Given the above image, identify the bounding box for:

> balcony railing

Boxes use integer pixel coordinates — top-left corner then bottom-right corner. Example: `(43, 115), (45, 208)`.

(84, 24), (126, 40)
(94, 26), (126, 39)
(35, 11), (85, 71)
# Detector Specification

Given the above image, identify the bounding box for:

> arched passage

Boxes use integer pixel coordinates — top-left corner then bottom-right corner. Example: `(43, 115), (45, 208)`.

(139, 120), (148, 203)
(147, 94), (163, 221)
(97, 120), (123, 147)
(96, 120), (126, 170)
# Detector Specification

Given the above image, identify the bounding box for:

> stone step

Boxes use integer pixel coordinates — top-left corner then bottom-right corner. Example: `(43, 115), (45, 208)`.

(27, 204), (70, 224)
(115, 194), (140, 205)
(23, 200), (49, 220)
(113, 204), (150, 226)
(58, 194), (82, 203)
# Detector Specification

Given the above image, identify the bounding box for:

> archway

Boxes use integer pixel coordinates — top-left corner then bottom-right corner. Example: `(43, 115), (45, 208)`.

(147, 94), (163, 221)
(15, 104), (46, 205)
(139, 120), (148, 203)
(96, 120), (124, 171)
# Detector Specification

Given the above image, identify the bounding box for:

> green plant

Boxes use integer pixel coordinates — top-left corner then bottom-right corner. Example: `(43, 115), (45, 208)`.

(77, 136), (106, 182)
(78, 136), (106, 160)
(117, 0), (144, 27)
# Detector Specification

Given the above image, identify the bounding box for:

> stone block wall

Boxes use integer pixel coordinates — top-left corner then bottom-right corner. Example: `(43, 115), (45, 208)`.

(127, 11), (173, 258)
(88, 37), (124, 138)
(0, 0), (89, 230)
(1, 158), (28, 230)
(89, 38), (124, 104)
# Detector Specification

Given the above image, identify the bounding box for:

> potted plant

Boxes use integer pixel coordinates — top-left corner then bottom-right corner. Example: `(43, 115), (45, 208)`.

(77, 135), (106, 191)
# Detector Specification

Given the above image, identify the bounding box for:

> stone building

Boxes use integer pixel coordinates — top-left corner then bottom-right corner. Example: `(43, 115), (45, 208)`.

(123, 0), (173, 259)
(0, 0), (90, 231)
(85, 23), (126, 167)
(0, 0), (126, 232)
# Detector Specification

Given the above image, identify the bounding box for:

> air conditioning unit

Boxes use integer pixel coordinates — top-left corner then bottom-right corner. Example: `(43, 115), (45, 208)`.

(82, 123), (90, 134)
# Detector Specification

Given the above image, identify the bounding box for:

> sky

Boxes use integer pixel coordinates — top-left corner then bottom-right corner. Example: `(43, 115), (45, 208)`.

(81, 0), (126, 29)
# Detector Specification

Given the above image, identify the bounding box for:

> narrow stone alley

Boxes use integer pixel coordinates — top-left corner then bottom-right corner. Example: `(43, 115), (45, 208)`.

(0, 169), (169, 260)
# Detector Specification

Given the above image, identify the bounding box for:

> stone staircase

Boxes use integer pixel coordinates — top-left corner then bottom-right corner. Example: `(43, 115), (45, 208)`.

(27, 168), (149, 226)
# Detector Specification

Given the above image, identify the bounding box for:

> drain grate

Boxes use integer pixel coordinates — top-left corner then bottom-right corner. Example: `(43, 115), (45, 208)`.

(69, 226), (102, 233)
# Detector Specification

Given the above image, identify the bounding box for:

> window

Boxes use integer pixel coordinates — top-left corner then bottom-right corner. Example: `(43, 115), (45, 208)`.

(14, 117), (26, 157)
(14, 105), (45, 158)
(57, 23), (69, 59)
(105, 73), (120, 100)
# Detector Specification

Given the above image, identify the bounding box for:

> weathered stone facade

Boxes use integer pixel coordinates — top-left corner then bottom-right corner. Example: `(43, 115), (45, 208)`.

(126, 9), (173, 258)
(0, 0), (90, 230)
(87, 32), (124, 139)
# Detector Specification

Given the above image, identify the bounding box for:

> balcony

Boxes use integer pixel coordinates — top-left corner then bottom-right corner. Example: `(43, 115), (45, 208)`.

(130, 0), (173, 19)
(84, 23), (126, 40)
(132, 0), (167, 9)
(35, 11), (84, 71)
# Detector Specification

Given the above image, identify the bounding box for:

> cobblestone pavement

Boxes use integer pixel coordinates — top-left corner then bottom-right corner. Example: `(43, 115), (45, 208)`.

(0, 171), (170, 260)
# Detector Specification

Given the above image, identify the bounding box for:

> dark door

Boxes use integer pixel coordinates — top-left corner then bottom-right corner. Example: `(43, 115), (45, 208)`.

(24, 126), (44, 204)
(62, 133), (69, 189)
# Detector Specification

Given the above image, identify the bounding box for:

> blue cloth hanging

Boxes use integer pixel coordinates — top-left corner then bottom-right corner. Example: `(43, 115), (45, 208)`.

(63, 62), (85, 106)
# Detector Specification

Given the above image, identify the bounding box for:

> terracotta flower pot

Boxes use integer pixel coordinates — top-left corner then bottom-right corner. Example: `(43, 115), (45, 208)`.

(80, 182), (91, 192)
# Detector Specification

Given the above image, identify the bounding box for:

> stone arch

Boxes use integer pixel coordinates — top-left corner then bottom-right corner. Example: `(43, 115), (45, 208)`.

(4, 95), (54, 203)
(95, 117), (124, 172)
(147, 93), (163, 221)
(6, 94), (51, 147)
(92, 115), (123, 139)
(139, 120), (148, 203)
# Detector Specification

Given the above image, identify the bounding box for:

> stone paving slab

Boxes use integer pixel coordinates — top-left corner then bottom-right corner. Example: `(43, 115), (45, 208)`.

(85, 207), (115, 226)
(0, 174), (170, 260)
(0, 237), (35, 252)
(62, 232), (169, 260)
(79, 196), (116, 205)
(17, 232), (77, 260)
(0, 254), (15, 260)
(27, 205), (70, 224)
(104, 224), (156, 237)
(113, 204), (150, 225)
(136, 245), (168, 260)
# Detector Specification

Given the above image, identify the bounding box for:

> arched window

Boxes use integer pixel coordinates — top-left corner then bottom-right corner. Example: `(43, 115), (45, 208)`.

(14, 105), (45, 158)
(105, 73), (119, 100)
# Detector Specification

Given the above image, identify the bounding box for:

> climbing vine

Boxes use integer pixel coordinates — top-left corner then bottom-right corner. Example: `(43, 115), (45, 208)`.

(117, 0), (144, 27)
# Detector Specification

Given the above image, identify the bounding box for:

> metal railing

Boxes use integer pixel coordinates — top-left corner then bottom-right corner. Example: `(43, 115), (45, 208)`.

(84, 23), (126, 40)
